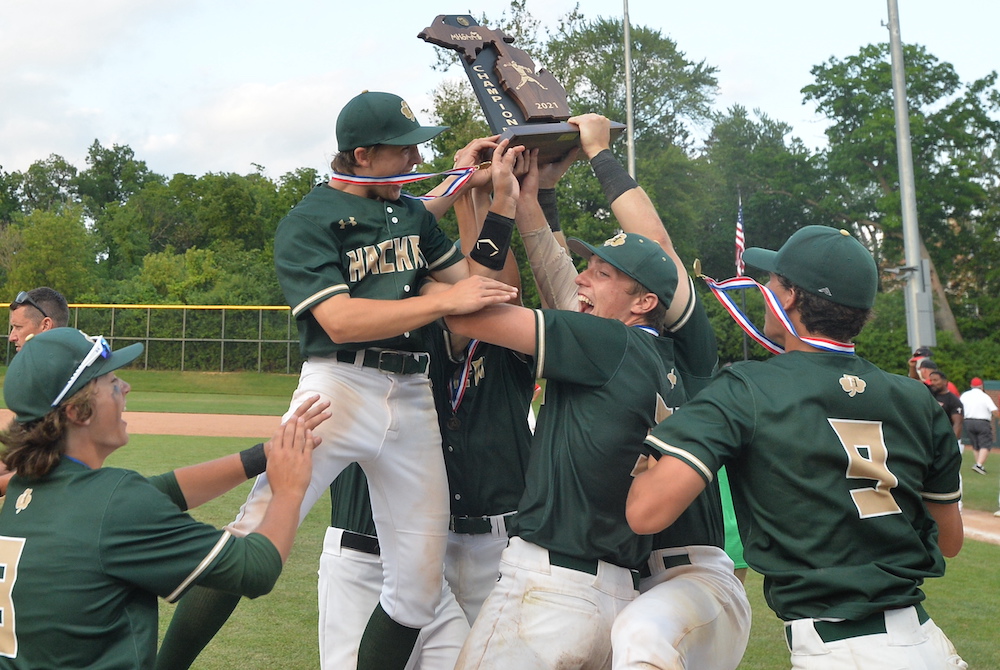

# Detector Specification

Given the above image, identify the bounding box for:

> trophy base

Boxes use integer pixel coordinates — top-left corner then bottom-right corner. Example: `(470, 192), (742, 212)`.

(499, 121), (627, 164)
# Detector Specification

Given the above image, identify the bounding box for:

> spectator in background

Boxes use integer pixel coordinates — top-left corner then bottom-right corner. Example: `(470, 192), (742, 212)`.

(908, 347), (959, 395)
(928, 370), (963, 443)
(9, 287), (69, 352)
(960, 377), (998, 475)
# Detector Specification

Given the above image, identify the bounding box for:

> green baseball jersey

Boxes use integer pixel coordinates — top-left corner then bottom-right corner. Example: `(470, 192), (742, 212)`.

(511, 309), (697, 569)
(273, 184), (463, 358)
(328, 325), (534, 529)
(645, 351), (962, 621)
(0, 459), (282, 669)
(427, 328), (535, 517)
(646, 292), (725, 553)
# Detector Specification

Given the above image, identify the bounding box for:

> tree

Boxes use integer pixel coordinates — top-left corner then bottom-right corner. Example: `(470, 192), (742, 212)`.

(19, 154), (78, 213)
(544, 16), (718, 146)
(802, 43), (1000, 339)
(696, 106), (826, 279)
(3, 205), (96, 300)
(73, 140), (163, 218)
(0, 167), (23, 224)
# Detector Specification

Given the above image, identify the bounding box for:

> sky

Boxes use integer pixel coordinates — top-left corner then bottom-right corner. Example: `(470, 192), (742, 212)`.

(2, 0), (997, 180)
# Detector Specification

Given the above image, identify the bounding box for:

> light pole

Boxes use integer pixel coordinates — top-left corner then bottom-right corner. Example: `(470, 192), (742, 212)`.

(623, 0), (636, 178)
(886, 0), (935, 350)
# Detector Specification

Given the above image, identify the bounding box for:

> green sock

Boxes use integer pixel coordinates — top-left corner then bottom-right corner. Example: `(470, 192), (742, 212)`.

(155, 586), (241, 670)
(356, 603), (421, 670)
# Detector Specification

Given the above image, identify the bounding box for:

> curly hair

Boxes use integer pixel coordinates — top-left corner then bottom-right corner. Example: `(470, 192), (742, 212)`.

(777, 275), (872, 342)
(0, 380), (97, 480)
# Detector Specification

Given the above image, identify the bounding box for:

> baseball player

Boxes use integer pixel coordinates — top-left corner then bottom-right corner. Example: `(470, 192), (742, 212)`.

(440, 113), (739, 669)
(627, 226), (967, 669)
(513, 115), (750, 670)
(0, 327), (328, 669)
(319, 464), (471, 670)
(156, 91), (522, 670)
(316, 186), (535, 669)
(8, 286), (69, 352)
(960, 377), (997, 474)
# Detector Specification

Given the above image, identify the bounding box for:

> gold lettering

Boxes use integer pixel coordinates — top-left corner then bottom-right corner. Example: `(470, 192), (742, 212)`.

(363, 245), (380, 276)
(409, 235), (428, 269)
(505, 119), (519, 126)
(377, 240), (396, 274)
(347, 249), (365, 282)
(394, 237), (415, 271)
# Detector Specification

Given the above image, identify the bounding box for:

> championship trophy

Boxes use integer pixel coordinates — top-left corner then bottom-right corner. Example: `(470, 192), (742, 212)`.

(419, 14), (625, 163)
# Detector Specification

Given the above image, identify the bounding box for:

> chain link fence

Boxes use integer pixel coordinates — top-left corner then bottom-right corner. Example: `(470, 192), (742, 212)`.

(4, 304), (303, 374)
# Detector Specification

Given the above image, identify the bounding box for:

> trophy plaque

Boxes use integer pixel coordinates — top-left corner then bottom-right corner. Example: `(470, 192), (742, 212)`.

(419, 14), (624, 163)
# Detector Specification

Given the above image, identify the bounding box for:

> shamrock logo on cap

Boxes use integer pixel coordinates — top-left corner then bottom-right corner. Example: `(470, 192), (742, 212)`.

(400, 101), (416, 122)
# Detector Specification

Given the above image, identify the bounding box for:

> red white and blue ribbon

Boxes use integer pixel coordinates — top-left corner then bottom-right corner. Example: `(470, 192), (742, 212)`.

(701, 274), (855, 355)
(329, 164), (482, 201)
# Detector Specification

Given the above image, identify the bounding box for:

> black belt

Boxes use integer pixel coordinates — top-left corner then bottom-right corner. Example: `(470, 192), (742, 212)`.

(548, 550), (640, 590)
(450, 515), (494, 535)
(340, 530), (380, 556)
(335, 349), (429, 375)
(785, 603), (930, 647)
(966, 418), (991, 422)
(638, 552), (692, 579)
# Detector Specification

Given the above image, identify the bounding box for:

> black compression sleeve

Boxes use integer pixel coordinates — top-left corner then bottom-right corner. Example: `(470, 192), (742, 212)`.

(590, 149), (638, 204)
(239, 443), (267, 479)
(469, 211), (515, 271)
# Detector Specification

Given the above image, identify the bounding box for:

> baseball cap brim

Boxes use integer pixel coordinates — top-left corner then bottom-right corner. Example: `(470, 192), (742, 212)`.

(379, 125), (447, 146)
(741, 247), (778, 274)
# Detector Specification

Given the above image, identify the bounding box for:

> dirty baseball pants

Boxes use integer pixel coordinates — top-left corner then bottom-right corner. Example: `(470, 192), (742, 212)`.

(318, 527), (469, 669)
(230, 356), (449, 628)
(611, 545), (751, 669)
(455, 536), (637, 670)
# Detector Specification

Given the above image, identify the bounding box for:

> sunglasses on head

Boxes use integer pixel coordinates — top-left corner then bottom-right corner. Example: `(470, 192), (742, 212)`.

(51, 335), (112, 407)
(11, 291), (49, 319)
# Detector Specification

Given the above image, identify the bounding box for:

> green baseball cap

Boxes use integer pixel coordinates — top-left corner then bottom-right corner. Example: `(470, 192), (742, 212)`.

(568, 232), (677, 307)
(336, 91), (447, 151)
(4, 328), (143, 423)
(742, 225), (877, 309)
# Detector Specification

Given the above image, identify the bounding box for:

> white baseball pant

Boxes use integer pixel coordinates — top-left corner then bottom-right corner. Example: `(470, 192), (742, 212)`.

(456, 536), (637, 670)
(784, 605), (966, 670)
(318, 527), (469, 670)
(611, 545), (751, 670)
(229, 357), (449, 627)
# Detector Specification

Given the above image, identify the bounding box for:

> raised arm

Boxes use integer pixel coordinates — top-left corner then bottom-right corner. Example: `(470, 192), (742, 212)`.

(515, 149), (580, 311)
(570, 113), (693, 325)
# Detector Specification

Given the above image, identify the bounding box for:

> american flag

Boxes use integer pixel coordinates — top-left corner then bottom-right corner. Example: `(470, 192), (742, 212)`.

(735, 195), (746, 276)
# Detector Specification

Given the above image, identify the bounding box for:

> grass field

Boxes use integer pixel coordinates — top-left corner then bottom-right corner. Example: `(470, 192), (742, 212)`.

(13, 368), (1000, 667)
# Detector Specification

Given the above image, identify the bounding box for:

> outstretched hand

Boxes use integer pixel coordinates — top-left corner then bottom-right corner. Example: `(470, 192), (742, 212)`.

(489, 138), (525, 217)
(285, 394), (330, 446)
(454, 135), (500, 190)
(265, 417), (314, 497)
(442, 275), (519, 315)
(568, 113), (612, 159)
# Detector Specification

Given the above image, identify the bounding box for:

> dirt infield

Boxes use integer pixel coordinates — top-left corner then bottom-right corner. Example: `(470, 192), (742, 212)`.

(1, 407), (998, 545)
(0, 409), (281, 439)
